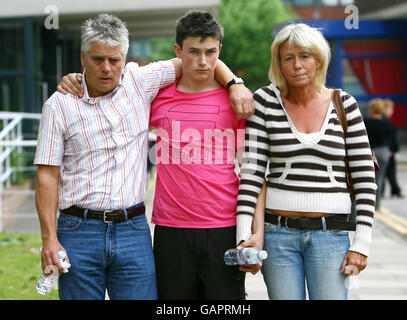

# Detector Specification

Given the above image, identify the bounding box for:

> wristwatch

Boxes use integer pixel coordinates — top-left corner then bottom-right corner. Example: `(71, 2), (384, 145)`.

(226, 77), (244, 89)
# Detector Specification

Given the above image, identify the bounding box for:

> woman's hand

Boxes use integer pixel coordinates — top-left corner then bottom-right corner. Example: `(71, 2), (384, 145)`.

(341, 250), (368, 275)
(57, 73), (84, 97)
(237, 232), (264, 275)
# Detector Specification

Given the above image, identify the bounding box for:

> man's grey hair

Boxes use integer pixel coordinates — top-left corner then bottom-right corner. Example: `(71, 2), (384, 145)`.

(81, 14), (129, 57)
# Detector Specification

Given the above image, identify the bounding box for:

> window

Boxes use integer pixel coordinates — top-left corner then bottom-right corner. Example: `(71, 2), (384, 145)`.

(0, 21), (24, 71)
(129, 38), (152, 60)
(0, 21), (25, 112)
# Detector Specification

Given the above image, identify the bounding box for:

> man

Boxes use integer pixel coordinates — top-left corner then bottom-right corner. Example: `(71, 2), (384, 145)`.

(383, 99), (403, 198)
(36, 13), (253, 300)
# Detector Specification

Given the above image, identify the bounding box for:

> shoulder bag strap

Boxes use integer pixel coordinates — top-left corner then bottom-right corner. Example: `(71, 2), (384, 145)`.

(331, 89), (355, 201)
(332, 89), (347, 132)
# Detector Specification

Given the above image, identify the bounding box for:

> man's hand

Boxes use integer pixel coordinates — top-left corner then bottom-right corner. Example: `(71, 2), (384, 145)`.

(57, 73), (84, 97)
(41, 239), (69, 276)
(229, 84), (255, 120)
(237, 232), (264, 275)
(341, 250), (368, 275)
(213, 60), (254, 119)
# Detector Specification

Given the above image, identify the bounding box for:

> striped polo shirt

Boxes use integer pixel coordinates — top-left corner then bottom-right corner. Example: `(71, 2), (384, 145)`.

(34, 60), (175, 210)
(237, 83), (376, 256)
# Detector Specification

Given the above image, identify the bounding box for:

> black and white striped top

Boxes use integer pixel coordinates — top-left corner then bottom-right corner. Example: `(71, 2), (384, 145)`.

(237, 83), (376, 256)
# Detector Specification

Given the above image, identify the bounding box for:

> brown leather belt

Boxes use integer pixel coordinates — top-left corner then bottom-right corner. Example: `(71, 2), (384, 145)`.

(61, 205), (145, 223)
(265, 211), (356, 231)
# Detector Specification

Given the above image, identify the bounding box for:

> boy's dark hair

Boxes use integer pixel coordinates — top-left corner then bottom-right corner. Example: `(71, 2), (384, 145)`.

(176, 10), (224, 48)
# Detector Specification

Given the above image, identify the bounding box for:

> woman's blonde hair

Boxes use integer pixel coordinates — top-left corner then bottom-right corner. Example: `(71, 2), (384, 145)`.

(369, 98), (385, 116)
(269, 23), (331, 97)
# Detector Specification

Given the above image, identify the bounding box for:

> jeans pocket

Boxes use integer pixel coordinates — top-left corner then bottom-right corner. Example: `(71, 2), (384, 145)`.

(264, 222), (276, 233)
(127, 214), (150, 231)
(328, 229), (349, 236)
(57, 215), (82, 232)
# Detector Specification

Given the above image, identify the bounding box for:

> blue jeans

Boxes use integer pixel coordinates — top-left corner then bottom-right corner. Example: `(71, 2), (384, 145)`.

(57, 209), (157, 300)
(261, 220), (350, 300)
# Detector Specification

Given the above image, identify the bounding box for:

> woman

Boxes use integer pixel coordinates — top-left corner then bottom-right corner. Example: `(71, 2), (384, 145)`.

(236, 23), (376, 300)
(364, 98), (392, 208)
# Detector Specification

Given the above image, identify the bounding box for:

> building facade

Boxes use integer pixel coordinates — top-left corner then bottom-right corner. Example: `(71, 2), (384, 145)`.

(0, 0), (220, 114)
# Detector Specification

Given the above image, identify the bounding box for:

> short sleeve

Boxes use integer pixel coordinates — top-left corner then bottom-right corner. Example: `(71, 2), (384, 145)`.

(34, 103), (64, 166)
(139, 60), (176, 103)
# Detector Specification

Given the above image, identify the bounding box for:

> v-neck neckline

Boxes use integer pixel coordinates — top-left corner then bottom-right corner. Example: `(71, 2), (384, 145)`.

(270, 83), (333, 146)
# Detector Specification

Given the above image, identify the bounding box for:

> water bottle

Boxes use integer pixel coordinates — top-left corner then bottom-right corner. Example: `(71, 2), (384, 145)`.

(224, 247), (268, 265)
(344, 265), (360, 290)
(36, 250), (71, 295)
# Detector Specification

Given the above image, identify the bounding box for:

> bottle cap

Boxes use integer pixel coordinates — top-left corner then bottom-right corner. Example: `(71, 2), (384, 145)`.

(58, 251), (66, 260)
(258, 250), (268, 260)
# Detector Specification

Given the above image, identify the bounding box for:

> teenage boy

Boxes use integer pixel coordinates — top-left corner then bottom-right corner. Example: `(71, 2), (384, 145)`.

(150, 10), (246, 300)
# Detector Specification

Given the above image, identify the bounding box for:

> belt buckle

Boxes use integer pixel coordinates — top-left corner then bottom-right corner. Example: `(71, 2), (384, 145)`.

(284, 217), (293, 229)
(103, 210), (114, 223)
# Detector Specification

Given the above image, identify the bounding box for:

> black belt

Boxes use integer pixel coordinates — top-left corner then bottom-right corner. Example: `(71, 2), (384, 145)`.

(61, 205), (145, 223)
(265, 211), (356, 231)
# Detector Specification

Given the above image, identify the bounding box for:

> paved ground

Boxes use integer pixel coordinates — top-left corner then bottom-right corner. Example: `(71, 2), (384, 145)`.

(349, 166), (407, 300)
(3, 193), (38, 233)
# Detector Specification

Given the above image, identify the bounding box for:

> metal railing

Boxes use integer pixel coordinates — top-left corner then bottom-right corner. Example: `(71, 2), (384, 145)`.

(0, 111), (41, 232)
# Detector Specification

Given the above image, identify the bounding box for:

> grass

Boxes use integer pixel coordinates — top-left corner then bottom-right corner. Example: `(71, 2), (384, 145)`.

(0, 233), (59, 300)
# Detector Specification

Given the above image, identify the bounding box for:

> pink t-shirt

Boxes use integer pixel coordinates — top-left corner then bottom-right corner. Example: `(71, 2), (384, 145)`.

(149, 82), (246, 228)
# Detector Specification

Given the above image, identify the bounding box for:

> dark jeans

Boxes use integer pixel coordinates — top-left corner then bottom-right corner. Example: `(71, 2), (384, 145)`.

(384, 155), (401, 195)
(373, 146), (390, 208)
(153, 225), (246, 300)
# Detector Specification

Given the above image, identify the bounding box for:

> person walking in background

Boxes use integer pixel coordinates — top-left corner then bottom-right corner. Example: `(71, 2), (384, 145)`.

(237, 23), (377, 300)
(383, 99), (403, 198)
(364, 98), (393, 209)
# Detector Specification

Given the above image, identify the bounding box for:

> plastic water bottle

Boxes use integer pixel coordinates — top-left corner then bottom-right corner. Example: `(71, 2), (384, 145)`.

(36, 250), (71, 295)
(344, 265), (360, 290)
(224, 247), (268, 265)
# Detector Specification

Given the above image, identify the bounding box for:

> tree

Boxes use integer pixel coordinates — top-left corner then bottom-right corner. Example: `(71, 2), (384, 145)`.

(150, 36), (176, 62)
(218, 0), (297, 91)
